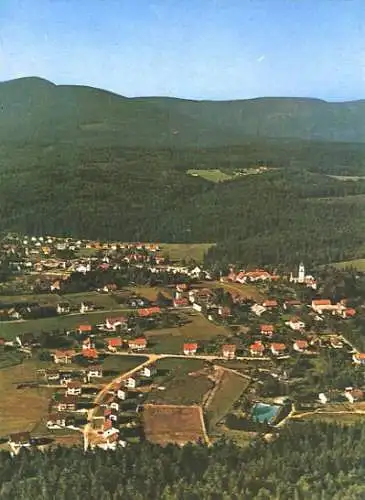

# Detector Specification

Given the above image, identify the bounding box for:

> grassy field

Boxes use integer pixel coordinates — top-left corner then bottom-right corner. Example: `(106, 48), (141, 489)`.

(332, 259), (365, 271)
(0, 291), (119, 309)
(0, 309), (131, 339)
(216, 281), (267, 301)
(102, 355), (148, 373)
(160, 243), (215, 263)
(126, 285), (173, 301)
(0, 360), (54, 436)
(187, 169), (235, 183)
(147, 358), (212, 405)
(0, 349), (24, 369)
(143, 404), (206, 445)
(293, 412), (365, 424)
(205, 371), (251, 430)
(146, 311), (231, 354)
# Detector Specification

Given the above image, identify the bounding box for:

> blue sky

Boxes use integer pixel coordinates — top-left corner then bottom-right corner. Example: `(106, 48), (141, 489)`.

(0, 0), (364, 100)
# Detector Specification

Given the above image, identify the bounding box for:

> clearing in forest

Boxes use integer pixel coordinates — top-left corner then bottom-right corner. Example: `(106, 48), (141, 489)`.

(143, 404), (207, 445)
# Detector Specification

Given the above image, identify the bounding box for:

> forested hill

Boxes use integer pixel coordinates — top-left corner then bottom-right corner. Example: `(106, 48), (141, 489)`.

(2, 77), (365, 267)
(1, 77), (365, 145)
(1, 422), (365, 499)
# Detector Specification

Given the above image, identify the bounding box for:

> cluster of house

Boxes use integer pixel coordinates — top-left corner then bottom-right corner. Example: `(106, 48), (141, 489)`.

(90, 364), (158, 450)
(227, 263), (317, 289)
(1, 233), (214, 295)
(318, 387), (364, 405)
(251, 298), (355, 320)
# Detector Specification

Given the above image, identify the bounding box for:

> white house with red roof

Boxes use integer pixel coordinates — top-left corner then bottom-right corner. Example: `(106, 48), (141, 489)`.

(128, 338), (147, 351)
(293, 340), (308, 352)
(260, 324), (274, 337)
(106, 316), (128, 331)
(250, 341), (265, 357)
(270, 343), (286, 356)
(107, 337), (123, 352)
(183, 343), (198, 355)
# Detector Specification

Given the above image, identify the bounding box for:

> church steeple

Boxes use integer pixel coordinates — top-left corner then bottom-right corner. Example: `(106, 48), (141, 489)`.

(298, 262), (305, 283)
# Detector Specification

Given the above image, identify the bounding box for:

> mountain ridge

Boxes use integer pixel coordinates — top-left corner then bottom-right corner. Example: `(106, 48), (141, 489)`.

(1, 76), (365, 146)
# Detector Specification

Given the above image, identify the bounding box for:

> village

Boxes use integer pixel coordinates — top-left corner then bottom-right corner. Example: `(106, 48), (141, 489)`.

(1, 233), (365, 454)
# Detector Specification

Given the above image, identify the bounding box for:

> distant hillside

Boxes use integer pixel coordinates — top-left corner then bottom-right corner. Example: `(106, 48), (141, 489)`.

(1, 77), (365, 145)
(1, 77), (365, 267)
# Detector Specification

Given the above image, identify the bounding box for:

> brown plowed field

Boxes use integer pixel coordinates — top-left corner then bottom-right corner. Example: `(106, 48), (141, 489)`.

(143, 404), (206, 445)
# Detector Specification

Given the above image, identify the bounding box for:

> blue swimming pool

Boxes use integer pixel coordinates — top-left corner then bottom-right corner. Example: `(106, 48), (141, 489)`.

(251, 402), (281, 424)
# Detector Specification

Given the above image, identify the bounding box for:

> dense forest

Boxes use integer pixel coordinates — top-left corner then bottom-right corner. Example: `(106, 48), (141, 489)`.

(2, 78), (365, 267)
(1, 141), (365, 267)
(2, 422), (365, 499)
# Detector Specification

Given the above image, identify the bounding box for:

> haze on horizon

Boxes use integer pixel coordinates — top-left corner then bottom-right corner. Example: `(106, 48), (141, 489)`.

(0, 0), (364, 101)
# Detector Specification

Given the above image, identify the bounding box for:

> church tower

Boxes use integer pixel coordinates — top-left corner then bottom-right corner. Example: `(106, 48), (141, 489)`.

(298, 262), (305, 283)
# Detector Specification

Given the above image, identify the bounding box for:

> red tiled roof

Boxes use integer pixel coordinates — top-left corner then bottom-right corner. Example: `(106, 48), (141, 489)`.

(138, 307), (161, 317)
(79, 324), (92, 332)
(312, 299), (331, 306)
(83, 348), (98, 359)
(294, 340), (308, 349)
(355, 353), (365, 360)
(250, 342), (264, 352)
(271, 343), (286, 351)
(107, 337), (123, 347)
(184, 342), (198, 350)
(129, 337), (147, 347)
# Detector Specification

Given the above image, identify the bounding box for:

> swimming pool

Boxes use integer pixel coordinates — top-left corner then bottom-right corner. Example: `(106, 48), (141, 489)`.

(251, 402), (281, 425)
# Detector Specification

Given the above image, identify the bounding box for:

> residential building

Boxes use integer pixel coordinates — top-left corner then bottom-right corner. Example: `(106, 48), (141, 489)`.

(250, 341), (265, 357)
(286, 317), (306, 331)
(353, 353), (365, 365)
(183, 343), (198, 355)
(107, 337), (123, 352)
(222, 344), (236, 360)
(293, 340), (308, 352)
(128, 338), (147, 351)
(66, 381), (82, 396)
(270, 343), (286, 356)
(141, 364), (157, 377)
(53, 350), (76, 364)
(260, 324), (274, 337)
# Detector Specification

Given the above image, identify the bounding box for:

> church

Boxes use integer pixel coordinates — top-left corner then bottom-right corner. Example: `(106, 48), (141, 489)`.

(289, 262), (317, 290)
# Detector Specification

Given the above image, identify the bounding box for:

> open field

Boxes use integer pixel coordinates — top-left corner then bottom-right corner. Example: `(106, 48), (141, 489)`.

(213, 281), (267, 301)
(293, 412), (365, 424)
(146, 311), (231, 354)
(187, 169), (235, 183)
(147, 358), (212, 405)
(160, 243), (215, 263)
(332, 259), (365, 271)
(102, 355), (148, 373)
(0, 309), (131, 339)
(0, 291), (119, 309)
(0, 360), (54, 436)
(0, 349), (24, 369)
(205, 370), (251, 429)
(126, 285), (173, 301)
(143, 404), (207, 445)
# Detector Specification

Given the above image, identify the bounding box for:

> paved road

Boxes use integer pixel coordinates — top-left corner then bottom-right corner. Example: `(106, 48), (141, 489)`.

(83, 355), (158, 448)
(103, 350), (288, 362)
